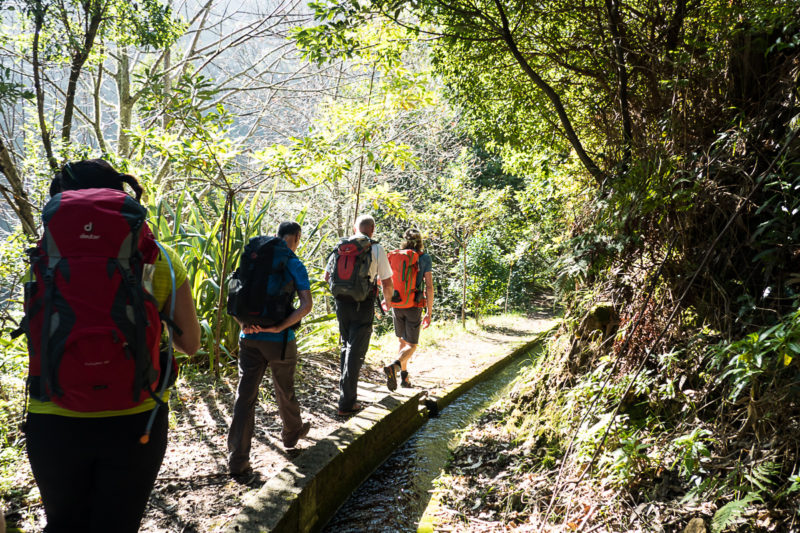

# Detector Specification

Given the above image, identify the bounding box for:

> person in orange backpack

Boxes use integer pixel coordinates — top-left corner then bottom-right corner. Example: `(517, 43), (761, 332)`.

(382, 228), (433, 390)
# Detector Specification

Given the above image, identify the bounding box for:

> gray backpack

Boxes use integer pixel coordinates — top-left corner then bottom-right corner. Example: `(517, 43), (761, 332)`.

(329, 236), (374, 301)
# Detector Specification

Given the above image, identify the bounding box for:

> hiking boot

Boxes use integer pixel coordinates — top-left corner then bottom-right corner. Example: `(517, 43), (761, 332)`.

(400, 371), (412, 388)
(337, 402), (364, 416)
(283, 421), (311, 448)
(230, 465), (256, 484)
(384, 364), (398, 392)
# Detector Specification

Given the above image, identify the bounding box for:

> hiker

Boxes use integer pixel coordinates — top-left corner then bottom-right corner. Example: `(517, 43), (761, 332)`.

(22, 159), (201, 533)
(325, 214), (394, 416)
(227, 221), (313, 478)
(383, 228), (434, 390)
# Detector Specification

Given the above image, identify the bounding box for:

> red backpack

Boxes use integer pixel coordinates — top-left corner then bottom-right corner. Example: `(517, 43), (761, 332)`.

(20, 188), (163, 412)
(387, 249), (425, 309)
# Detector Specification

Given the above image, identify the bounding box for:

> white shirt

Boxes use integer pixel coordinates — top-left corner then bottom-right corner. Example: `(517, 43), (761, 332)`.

(366, 238), (393, 283)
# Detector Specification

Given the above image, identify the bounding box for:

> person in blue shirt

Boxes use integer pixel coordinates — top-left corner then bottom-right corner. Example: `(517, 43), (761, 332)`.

(227, 222), (313, 478)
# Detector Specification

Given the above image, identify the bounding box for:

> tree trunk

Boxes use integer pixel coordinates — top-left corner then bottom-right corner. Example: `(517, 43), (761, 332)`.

(333, 62), (345, 237)
(61, 1), (104, 145)
(158, 48), (172, 185)
(163, 49), (171, 130)
(665, 0), (687, 52)
(493, 0), (604, 185)
(92, 65), (108, 153)
(0, 137), (38, 237)
(605, 0), (632, 170)
(352, 65), (376, 225)
(115, 46), (134, 158)
(212, 191), (234, 379)
(32, 0), (56, 170)
(461, 240), (467, 328)
(505, 261), (514, 314)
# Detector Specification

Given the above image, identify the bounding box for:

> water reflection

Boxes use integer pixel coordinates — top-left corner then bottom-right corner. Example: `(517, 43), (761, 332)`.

(322, 354), (535, 532)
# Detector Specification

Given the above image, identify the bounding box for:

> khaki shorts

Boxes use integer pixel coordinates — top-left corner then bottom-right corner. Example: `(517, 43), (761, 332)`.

(392, 307), (423, 344)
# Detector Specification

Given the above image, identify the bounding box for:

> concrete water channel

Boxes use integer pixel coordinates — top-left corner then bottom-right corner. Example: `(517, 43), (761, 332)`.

(225, 326), (554, 533)
(323, 346), (539, 532)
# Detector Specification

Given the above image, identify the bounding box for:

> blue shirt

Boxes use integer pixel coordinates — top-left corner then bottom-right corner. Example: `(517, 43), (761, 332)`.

(242, 256), (311, 343)
(418, 252), (432, 277)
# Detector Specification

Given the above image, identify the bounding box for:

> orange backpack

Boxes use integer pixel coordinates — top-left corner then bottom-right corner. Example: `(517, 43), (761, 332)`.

(387, 249), (425, 309)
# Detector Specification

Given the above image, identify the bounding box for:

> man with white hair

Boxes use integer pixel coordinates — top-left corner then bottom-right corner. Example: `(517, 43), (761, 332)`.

(326, 215), (394, 415)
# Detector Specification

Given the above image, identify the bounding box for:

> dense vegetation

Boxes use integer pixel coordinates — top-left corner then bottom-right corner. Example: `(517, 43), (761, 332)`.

(2, 0), (800, 530)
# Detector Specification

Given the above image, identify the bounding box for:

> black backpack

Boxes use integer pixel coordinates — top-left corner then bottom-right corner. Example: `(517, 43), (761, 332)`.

(227, 236), (297, 327)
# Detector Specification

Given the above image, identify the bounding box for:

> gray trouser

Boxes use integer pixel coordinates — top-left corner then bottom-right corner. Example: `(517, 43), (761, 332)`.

(336, 298), (375, 411)
(227, 337), (302, 472)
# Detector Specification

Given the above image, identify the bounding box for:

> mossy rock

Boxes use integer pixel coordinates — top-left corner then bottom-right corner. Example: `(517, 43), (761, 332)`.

(581, 302), (619, 336)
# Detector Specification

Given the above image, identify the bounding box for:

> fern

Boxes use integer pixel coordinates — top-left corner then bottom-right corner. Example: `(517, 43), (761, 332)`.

(745, 461), (779, 493)
(711, 492), (761, 533)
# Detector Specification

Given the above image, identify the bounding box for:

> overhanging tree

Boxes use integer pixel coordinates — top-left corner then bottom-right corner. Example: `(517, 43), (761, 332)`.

(296, 0), (609, 185)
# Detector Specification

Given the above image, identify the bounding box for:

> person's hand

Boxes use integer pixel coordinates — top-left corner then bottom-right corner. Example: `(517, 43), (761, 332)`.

(381, 299), (390, 312)
(243, 324), (282, 334)
(422, 313), (431, 329)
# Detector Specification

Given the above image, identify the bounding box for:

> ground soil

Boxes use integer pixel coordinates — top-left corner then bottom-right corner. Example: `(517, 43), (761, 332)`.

(5, 311), (556, 533)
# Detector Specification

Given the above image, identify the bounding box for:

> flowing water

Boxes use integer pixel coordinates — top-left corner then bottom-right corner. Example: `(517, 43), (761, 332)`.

(322, 350), (537, 532)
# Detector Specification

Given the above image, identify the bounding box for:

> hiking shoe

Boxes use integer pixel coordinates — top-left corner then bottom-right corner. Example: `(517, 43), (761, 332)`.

(401, 377), (413, 388)
(337, 402), (364, 416)
(283, 421), (311, 448)
(230, 466), (256, 484)
(384, 364), (398, 392)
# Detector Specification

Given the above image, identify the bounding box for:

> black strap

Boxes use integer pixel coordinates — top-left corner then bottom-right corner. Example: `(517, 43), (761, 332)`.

(39, 266), (57, 400)
(159, 314), (183, 337)
(147, 386), (168, 407)
(10, 323), (25, 339)
(280, 328), (288, 360)
(118, 260), (150, 403)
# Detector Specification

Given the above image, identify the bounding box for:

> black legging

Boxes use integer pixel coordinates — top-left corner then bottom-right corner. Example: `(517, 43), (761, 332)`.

(25, 408), (168, 533)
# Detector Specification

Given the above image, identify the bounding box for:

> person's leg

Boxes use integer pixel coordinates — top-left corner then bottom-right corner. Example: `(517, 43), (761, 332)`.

(26, 414), (94, 532)
(227, 338), (268, 473)
(88, 409), (168, 533)
(398, 339), (418, 370)
(398, 307), (423, 387)
(339, 300), (374, 411)
(382, 309), (403, 390)
(337, 301), (352, 379)
(393, 308), (406, 363)
(337, 300), (356, 410)
(264, 339), (304, 442)
(398, 307), (423, 370)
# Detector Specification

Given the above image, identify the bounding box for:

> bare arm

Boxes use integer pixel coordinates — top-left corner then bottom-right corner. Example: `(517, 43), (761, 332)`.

(424, 271), (434, 315)
(422, 271), (434, 328)
(168, 280), (201, 355)
(379, 278), (395, 309)
(279, 289), (313, 331)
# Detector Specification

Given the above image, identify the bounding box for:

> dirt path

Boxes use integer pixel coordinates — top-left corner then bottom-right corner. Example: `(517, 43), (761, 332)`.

(10, 314), (556, 533)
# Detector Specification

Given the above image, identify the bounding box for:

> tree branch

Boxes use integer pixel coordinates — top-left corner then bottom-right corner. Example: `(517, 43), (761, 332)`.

(492, 0), (604, 184)
(0, 135), (38, 237)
